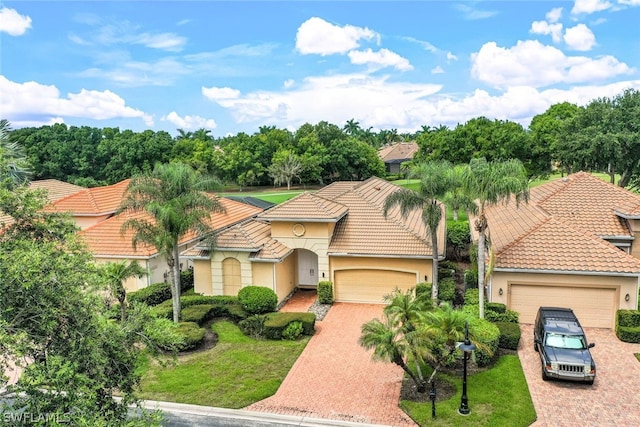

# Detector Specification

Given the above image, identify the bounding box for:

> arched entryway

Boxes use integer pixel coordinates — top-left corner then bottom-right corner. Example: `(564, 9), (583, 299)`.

(222, 258), (242, 296)
(297, 249), (319, 288)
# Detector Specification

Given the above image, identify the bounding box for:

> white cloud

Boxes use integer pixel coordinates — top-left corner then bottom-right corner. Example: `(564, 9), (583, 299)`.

(564, 24), (597, 51)
(454, 4), (499, 20)
(283, 79), (294, 89)
(546, 7), (563, 22)
(531, 21), (563, 43)
(571, 0), (612, 14)
(618, 0), (640, 5)
(202, 86), (241, 101)
(348, 48), (413, 71)
(402, 36), (438, 53)
(76, 57), (190, 87)
(133, 32), (187, 52)
(431, 66), (445, 74)
(295, 17), (378, 56)
(161, 112), (216, 130)
(471, 40), (631, 88)
(447, 52), (458, 61)
(0, 7), (32, 36)
(0, 76), (153, 126)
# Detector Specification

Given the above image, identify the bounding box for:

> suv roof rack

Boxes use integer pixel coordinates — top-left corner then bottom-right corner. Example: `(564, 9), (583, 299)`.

(539, 307), (578, 323)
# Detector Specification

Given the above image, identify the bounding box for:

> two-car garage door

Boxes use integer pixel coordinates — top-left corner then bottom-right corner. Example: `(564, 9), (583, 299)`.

(509, 284), (616, 329)
(334, 269), (417, 303)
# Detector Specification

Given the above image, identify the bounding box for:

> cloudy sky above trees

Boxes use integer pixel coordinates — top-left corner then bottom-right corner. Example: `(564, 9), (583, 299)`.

(1, 0), (639, 136)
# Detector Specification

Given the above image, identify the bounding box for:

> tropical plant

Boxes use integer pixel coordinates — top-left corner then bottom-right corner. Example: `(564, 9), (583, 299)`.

(100, 260), (146, 322)
(0, 119), (31, 187)
(461, 157), (529, 318)
(118, 162), (225, 323)
(383, 161), (454, 301)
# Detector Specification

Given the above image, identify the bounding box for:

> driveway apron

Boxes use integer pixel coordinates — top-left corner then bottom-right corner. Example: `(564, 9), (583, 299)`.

(245, 303), (416, 426)
(519, 324), (640, 427)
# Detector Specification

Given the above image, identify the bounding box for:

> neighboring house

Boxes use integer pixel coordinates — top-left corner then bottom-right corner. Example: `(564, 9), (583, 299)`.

(483, 172), (640, 328)
(184, 177), (444, 304)
(377, 142), (419, 174)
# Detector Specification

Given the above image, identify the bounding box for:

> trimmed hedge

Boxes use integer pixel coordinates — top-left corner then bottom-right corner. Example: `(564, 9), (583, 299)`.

(495, 321), (521, 350)
(180, 269), (194, 291)
(263, 312), (316, 340)
(282, 321), (304, 340)
(463, 269), (478, 289)
(486, 302), (506, 313)
(464, 288), (480, 306)
(181, 304), (216, 325)
(447, 221), (471, 260)
(469, 317), (500, 367)
(238, 286), (278, 314)
(438, 278), (456, 305)
(151, 295), (241, 320)
(318, 281), (334, 304)
(616, 309), (640, 343)
(415, 282), (432, 302)
(157, 322), (205, 352)
(486, 309), (519, 324)
(128, 282), (172, 307)
(238, 315), (267, 338)
(227, 303), (248, 320)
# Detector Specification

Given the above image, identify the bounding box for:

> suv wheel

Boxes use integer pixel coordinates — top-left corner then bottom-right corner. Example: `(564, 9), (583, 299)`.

(585, 379), (594, 385)
(534, 342), (538, 352)
(541, 366), (549, 381)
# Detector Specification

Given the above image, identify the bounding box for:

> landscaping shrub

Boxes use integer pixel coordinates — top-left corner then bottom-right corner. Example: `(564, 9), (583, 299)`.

(438, 278), (456, 305)
(238, 286), (278, 314)
(495, 321), (521, 350)
(486, 302), (506, 313)
(151, 303), (173, 320)
(447, 221), (471, 261)
(159, 322), (205, 352)
(227, 303), (248, 320)
(317, 281), (334, 304)
(180, 295), (238, 308)
(438, 260), (457, 279)
(463, 269), (478, 289)
(128, 282), (172, 306)
(180, 304), (215, 325)
(238, 315), (267, 338)
(469, 317), (500, 367)
(281, 321), (304, 340)
(151, 295), (240, 320)
(464, 288), (480, 306)
(616, 309), (640, 343)
(263, 312), (316, 340)
(486, 309), (520, 324)
(415, 282), (432, 302)
(180, 269), (194, 292)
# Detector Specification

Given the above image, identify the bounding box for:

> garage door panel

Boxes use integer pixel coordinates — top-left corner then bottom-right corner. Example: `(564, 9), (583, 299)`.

(335, 269), (417, 303)
(510, 284), (615, 328)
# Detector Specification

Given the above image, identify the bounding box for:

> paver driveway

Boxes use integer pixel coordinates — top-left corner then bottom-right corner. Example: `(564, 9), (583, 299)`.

(519, 324), (640, 427)
(246, 302), (416, 426)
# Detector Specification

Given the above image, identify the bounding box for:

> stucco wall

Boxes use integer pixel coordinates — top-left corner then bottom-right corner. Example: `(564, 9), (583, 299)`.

(270, 222), (331, 282)
(252, 262), (274, 288)
(275, 254), (296, 302)
(93, 257), (150, 292)
(329, 256), (431, 284)
(73, 214), (112, 230)
(210, 251), (252, 296)
(193, 259), (213, 295)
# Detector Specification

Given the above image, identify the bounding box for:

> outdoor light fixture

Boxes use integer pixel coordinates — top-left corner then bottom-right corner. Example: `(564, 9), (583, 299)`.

(458, 321), (477, 416)
(425, 275), (428, 281)
(429, 380), (437, 419)
(498, 288), (503, 296)
(625, 293), (631, 302)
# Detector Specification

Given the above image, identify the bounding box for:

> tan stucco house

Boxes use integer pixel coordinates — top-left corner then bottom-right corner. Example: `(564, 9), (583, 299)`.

(184, 177), (444, 304)
(484, 172), (640, 328)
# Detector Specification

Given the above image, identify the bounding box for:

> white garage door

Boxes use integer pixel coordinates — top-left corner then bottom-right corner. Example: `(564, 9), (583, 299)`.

(334, 269), (417, 303)
(510, 284), (616, 328)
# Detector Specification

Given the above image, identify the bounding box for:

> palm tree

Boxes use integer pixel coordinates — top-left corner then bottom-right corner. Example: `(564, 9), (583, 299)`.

(461, 157), (529, 318)
(0, 119), (31, 187)
(383, 161), (454, 302)
(118, 162), (225, 323)
(101, 260), (146, 322)
(445, 164), (477, 221)
(343, 119), (361, 136)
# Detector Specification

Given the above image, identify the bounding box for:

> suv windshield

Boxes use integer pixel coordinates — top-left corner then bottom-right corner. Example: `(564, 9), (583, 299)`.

(544, 333), (586, 349)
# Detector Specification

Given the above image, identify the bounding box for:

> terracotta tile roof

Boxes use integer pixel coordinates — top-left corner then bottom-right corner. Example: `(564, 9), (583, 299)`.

(378, 142), (419, 163)
(258, 192), (348, 222)
(81, 197), (262, 257)
(47, 180), (131, 216)
(486, 172), (640, 274)
(29, 179), (84, 202)
(314, 181), (360, 200)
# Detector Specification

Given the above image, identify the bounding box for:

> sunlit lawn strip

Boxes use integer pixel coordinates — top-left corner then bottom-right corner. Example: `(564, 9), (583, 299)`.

(401, 355), (536, 427)
(138, 320), (309, 408)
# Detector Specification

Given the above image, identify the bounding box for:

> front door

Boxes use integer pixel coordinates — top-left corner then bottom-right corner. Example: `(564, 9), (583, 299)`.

(297, 249), (318, 287)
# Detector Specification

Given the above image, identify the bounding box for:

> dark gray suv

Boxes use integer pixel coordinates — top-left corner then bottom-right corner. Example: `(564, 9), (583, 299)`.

(534, 307), (596, 385)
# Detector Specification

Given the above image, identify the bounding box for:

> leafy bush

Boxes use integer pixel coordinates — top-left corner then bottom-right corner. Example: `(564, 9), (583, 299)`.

(263, 312), (316, 339)
(238, 315), (267, 338)
(438, 261), (457, 279)
(464, 288), (480, 306)
(616, 309), (640, 343)
(463, 269), (478, 289)
(469, 317), (500, 367)
(415, 282), (432, 302)
(616, 325), (640, 343)
(158, 322), (205, 352)
(438, 278), (456, 305)
(486, 302), (506, 313)
(227, 303), (248, 320)
(446, 221), (470, 260)
(180, 269), (194, 291)
(238, 286), (278, 314)
(486, 309), (520, 324)
(151, 295), (241, 320)
(282, 321), (304, 340)
(181, 304), (215, 325)
(318, 281), (334, 304)
(180, 295), (238, 308)
(617, 309), (640, 327)
(128, 282), (172, 306)
(495, 321), (521, 350)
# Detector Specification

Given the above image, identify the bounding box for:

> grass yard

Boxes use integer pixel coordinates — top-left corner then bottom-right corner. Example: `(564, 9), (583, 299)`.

(401, 355), (536, 427)
(220, 190), (304, 204)
(138, 320), (309, 408)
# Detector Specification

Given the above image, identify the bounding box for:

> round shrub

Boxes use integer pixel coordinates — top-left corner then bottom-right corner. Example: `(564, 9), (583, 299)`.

(180, 304), (215, 325)
(469, 317), (500, 367)
(237, 286), (278, 314)
(159, 322), (205, 352)
(495, 321), (521, 350)
(282, 321), (304, 340)
(486, 302), (506, 313)
(318, 281), (334, 304)
(128, 282), (172, 306)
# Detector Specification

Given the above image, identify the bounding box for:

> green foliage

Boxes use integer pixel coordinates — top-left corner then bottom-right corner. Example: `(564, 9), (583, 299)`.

(237, 286), (278, 314)
(281, 321), (304, 340)
(464, 269), (478, 289)
(464, 288), (481, 306)
(469, 317), (500, 367)
(486, 302), (506, 313)
(317, 281), (334, 304)
(226, 303), (249, 320)
(263, 312), (316, 339)
(171, 322), (206, 352)
(180, 304), (216, 325)
(438, 278), (456, 305)
(486, 309), (520, 324)
(495, 321), (522, 350)
(415, 282), (432, 303)
(616, 309), (640, 343)
(446, 220), (471, 260)
(128, 282), (172, 307)
(238, 315), (268, 338)
(180, 269), (194, 291)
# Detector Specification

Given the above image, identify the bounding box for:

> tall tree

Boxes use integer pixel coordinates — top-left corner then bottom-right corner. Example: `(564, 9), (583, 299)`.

(461, 158), (529, 318)
(100, 261), (146, 323)
(268, 149), (303, 190)
(0, 119), (31, 187)
(383, 161), (453, 301)
(118, 162), (225, 323)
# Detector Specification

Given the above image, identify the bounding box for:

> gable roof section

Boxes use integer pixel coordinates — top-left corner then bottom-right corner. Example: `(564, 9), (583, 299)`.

(486, 172), (640, 275)
(29, 179), (85, 201)
(258, 192), (348, 222)
(47, 179), (131, 216)
(314, 181), (360, 200)
(81, 197), (262, 258)
(377, 142), (419, 164)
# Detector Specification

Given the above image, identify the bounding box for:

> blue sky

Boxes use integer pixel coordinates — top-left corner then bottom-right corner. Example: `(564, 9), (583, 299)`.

(1, 0), (639, 137)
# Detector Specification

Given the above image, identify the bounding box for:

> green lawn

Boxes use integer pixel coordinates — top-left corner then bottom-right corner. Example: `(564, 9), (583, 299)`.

(138, 320), (309, 408)
(401, 355), (536, 427)
(220, 190), (304, 204)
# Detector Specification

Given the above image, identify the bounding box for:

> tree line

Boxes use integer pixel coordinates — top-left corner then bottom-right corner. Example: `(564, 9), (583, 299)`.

(5, 88), (640, 188)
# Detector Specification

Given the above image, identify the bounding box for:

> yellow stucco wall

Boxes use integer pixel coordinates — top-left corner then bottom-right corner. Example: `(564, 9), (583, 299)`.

(270, 221), (333, 239)
(210, 252), (252, 296)
(275, 254), (296, 302)
(490, 271), (639, 310)
(330, 256), (431, 284)
(194, 259), (213, 295)
(93, 257), (150, 292)
(252, 262), (274, 288)
(74, 214), (112, 230)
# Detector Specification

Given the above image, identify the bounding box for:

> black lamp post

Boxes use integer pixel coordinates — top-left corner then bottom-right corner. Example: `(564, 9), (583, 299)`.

(458, 321), (477, 416)
(429, 379), (436, 418)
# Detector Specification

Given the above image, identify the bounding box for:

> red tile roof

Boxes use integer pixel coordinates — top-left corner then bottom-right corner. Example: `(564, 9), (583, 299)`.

(258, 192), (348, 222)
(47, 180), (131, 216)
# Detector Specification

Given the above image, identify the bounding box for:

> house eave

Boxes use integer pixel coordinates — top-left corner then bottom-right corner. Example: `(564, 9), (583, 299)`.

(493, 267), (640, 278)
(260, 211), (348, 223)
(615, 210), (640, 220)
(328, 252), (434, 260)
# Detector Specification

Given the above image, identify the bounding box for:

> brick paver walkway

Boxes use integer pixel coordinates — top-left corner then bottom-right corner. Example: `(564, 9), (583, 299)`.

(246, 301), (416, 426)
(519, 324), (640, 427)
